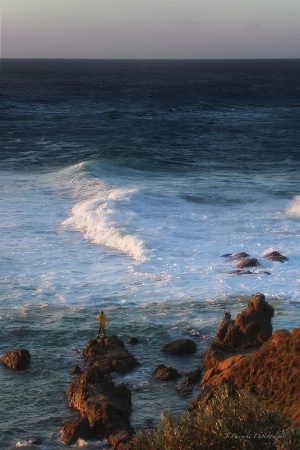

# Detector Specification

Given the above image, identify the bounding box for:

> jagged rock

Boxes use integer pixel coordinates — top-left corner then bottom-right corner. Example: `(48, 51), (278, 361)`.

(192, 296), (300, 427)
(153, 364), (181, 381)
(162, 339), (197, 355)
(236, 258), (259, 269)
(264, 250), (288, 263)
(1, 349), (30, 370)
(61, 336), (137, 448)
(210, 292), (274, 353)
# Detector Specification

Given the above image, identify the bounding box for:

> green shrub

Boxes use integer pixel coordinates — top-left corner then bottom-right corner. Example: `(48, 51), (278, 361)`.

(132, 386), (300, 450)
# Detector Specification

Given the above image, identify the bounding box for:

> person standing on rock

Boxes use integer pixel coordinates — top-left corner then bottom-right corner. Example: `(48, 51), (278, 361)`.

(96, 310), (107, 336)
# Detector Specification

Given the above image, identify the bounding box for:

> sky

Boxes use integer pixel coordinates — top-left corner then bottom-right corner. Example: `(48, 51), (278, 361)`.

(1, 0), (299, 59)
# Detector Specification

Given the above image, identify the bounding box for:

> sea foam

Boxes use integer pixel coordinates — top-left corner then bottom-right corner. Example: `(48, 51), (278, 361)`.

(62, 187), (148, 262)
(286, 195), (300, 217)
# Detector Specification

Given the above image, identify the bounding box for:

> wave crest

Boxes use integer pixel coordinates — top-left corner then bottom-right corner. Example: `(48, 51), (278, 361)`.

(62, 187), (148, 262)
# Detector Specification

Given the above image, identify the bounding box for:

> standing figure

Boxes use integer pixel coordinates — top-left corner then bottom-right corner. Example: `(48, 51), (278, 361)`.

(97, 310), (107, 336)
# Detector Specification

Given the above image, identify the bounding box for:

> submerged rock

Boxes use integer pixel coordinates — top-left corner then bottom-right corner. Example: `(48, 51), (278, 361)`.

(162, 339), (197, 355)
(264, 250), (288, 263)
(1, 348), (30, 371)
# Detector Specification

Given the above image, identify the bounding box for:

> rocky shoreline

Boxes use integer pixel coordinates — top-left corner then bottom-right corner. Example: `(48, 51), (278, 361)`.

(1, 291), (299, 448)
(59, 292), (299, 448)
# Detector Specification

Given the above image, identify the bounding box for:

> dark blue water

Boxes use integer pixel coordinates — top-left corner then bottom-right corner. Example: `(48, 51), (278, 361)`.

(1, 59), (300, 449)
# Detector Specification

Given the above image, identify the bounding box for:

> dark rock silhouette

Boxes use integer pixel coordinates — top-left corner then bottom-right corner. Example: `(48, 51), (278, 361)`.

(70, 365), (82, 375)
(1, 348), (30, 371)
(162, 339), (197, 355)
(128, 337), (139, 345)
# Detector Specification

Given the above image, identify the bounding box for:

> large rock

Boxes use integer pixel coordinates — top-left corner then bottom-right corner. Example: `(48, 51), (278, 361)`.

(83, 335), (139, 375)
(0, 349), (30, 370)
(61, 336), (137, 449)
(162, 339), (197, 355)
(191, 295), (300, 427)
(211, 292), (274, 354)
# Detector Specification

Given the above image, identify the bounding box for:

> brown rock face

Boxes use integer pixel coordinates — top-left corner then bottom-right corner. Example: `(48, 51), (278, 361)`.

(211, 292), (274, 355)
(1, 349), (31, 370)
(192, 295), (300, 427)
(61, 336), (137, 449)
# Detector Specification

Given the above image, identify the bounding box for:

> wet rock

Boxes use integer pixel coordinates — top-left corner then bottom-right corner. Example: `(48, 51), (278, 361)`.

(228, 269), (271, 275)
(61, 417), (90, 445)
(264, 250), (288, 263)
(162, 339), (197, 356)
(1, 348), (30, 371)
(153, 364), (181, 381)
(235, 258), (259, 269)
(221, 252), (250, 260)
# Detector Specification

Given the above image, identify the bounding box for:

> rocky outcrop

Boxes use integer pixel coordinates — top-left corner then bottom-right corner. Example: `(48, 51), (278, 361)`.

(61, 336), (138, 449)
(211, 292), (274, 354)
(264, 250), (288, 263)
(82, 335), (139, 375)
(162, 339), (197, 355)
(191, 295), (300, 427)
(153, 364), (181, 381)
(0, 348), (30, 371)
(222, 250), (288, 275)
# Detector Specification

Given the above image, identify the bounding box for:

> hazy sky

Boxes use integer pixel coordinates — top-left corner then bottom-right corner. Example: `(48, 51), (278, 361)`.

(1, 0), (299, 59)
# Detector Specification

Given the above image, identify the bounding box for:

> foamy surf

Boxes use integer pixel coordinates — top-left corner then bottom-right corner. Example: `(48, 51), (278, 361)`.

(287, 195), (300, 217)
(62, 187), (148, 262)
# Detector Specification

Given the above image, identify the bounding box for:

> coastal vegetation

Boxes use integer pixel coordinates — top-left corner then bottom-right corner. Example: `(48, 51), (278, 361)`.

(132, 385), (300, 450)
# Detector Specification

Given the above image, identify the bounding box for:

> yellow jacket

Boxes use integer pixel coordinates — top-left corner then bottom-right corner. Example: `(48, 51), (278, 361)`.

(97, 312), (106, 327)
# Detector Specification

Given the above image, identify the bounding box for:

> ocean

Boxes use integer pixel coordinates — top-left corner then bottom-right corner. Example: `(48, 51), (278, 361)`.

(1, 59), (300, 449)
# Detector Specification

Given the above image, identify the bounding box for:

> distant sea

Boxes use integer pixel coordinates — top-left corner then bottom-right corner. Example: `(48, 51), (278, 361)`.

(1, 59), (300, 449)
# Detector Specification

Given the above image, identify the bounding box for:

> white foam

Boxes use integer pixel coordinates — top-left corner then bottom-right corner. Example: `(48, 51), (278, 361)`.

(286, 195), (300, 217)
(62, 187), (148, 262)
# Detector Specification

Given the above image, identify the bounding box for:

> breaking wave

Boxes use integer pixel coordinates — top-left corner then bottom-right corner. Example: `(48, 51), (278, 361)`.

(62, 186), (148, 262)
